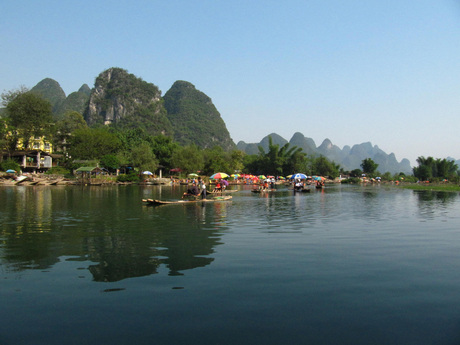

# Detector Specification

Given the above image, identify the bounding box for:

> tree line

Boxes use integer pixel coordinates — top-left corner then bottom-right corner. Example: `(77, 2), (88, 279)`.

(1, 88), (458, 182)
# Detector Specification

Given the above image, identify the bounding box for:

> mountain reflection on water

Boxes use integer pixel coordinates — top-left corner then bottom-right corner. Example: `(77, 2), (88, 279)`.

(0, 185), (228, 281)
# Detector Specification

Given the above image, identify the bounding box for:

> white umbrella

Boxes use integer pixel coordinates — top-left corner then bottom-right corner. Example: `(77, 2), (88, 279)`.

(142, 171), (153, 175)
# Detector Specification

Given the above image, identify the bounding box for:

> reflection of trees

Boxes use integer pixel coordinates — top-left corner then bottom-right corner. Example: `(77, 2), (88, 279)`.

(414, 190), (458, 219)
(0, 186), (226, 281)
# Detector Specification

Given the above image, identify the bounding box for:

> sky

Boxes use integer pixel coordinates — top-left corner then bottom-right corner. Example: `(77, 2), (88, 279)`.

(2, 0), (460, 166)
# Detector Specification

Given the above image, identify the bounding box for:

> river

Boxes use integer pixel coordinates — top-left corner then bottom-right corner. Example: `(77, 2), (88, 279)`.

(1, 184), (460, 344)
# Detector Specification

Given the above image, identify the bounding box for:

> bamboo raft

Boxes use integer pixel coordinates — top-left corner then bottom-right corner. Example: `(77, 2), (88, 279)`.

(207, 189), (238, 194)
(142, 195), (232, 206)
(251, 189), (276, 193)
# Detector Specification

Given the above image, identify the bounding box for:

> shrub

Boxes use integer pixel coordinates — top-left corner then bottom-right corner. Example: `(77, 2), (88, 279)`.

(116, 172), (140, 183)
(0, 159), (21, 173)
(45, 167), (71, 175)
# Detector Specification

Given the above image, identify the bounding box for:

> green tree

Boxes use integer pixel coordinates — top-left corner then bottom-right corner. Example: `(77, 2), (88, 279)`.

(253, 136), (305, 176)
(130, 142), (158, 172)
(360, 158), (379, 176)
(5, 92), (53, 148)
(69, 127), (122, 160)
(150, 135), (180, 169)
(229, 149), (245, 174)
(350, 168), (362, 177)
(311, 155), (340, 178)
(413, 156), (458, 181)
(171, 145), (204, 175)
(0, 158), (21, 172)
(54, 111), (88, 152)
(100, 154), (121, 172)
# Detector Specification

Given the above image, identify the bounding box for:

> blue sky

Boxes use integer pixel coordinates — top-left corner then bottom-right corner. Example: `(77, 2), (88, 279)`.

(2, 1), (460, 166)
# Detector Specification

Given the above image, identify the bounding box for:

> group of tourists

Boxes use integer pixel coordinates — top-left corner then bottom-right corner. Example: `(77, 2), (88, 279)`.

(257, 178), (276, 190)
(182, 178), (207, 199)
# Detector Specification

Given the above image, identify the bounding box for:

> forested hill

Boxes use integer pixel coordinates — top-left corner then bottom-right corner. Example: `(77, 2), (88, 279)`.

(84, 68), (173, 136)
(30, 78), (90, 120)
(27, 68), (235, 149)
(163, 81), (235, 150)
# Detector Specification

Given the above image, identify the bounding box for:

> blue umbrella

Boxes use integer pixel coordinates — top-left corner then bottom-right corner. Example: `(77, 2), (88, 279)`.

(290, 173), (307, 180)
(6, 169), (16, 173)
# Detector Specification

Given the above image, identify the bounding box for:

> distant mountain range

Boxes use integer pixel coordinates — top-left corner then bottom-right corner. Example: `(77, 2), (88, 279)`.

(12, 67), (459, 174)
(237, 132), (413, 175)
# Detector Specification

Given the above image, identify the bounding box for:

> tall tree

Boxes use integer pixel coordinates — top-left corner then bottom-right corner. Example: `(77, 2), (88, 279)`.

(170, 144), (204, 175)
(5, 92), (53, 148)
(130, 142), (158, 172)
(361, 158), (379, 175)
(69, 127), (122, 160)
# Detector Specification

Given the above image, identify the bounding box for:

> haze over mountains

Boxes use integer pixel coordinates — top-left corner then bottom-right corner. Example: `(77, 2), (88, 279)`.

(19, 67), (446, 174)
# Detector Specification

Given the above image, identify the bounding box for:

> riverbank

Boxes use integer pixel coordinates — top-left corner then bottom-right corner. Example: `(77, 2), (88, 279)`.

(399, 182), (460, 192)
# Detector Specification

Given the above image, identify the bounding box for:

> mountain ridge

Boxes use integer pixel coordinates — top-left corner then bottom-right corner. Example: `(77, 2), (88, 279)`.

(16, 70), (458, 172)
(238, 133), (413, 175)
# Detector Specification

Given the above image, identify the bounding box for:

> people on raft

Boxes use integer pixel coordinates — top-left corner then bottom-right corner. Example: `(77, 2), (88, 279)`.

(182, 183), (200, 198)
(294, 178), (304, 191)
(212, 180), (222, 193)
(199, 178), (207, 199)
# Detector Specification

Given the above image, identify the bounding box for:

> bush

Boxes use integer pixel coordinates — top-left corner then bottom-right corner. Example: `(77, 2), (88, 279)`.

(0, 159), (21, 173)
(45, 167), (71, 175)
(116, 172), (140, 183)
(341, 177), (361, 184)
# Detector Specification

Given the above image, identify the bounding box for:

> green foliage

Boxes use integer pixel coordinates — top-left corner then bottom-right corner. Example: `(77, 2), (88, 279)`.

(361, 158), (379, 176)
(150, 135), (180, 169)
(87, 68), (173, 137)
(54, 90), (90, 120)
(203, 146), (232, 175)
(45, 166), (71, 175)
(30, 78), (66, 113)
(413, 156), (458, 181)
(100, 154), (120, 172)
(116, 172), (140, 183)
(69, 127), (122, 160)
(350, 168), (362, 177)
(163, 80), (234, 150)
(248, 136), (306, 176)
(129, 142), (158, 172)
(0, 159), (21, 172)
(311, 155), (340, 178)
(54, 111), (88, 152)
(5, 92), (54, 148)
(171, 144), (204, 175)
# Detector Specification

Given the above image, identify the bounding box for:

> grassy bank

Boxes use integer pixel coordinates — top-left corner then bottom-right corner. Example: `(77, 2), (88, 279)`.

(399, 183), (460, 192)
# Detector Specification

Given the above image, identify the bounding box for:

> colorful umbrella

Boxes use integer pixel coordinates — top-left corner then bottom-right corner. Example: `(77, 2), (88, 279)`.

(6, 169), (16, 173)
(142, 171), (153, 175)
(210, 172), (229, 179)
(258, 175), (267, 179)
(313, 176), (325, 181)
(290, 173), (307, 180)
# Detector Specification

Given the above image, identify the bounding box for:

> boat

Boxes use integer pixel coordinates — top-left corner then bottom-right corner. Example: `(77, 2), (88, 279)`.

(251, 189), (275, 193)
(142, 195), (232, 205)
(207, 189), (238, 194)
(293, 187), (311, 193)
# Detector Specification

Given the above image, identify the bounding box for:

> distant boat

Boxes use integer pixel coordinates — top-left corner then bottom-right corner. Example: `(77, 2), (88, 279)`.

(142, 196), (232, 206)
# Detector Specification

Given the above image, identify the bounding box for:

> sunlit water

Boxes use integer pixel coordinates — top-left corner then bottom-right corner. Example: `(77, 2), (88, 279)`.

(1, 184), (460, 345)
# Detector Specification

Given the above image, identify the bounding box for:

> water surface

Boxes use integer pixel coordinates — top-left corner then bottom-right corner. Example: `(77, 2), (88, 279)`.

(1, 184), (460, 344)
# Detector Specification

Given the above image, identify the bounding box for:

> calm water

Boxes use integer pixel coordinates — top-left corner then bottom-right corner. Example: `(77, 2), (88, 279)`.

(1, 184), (460, 344)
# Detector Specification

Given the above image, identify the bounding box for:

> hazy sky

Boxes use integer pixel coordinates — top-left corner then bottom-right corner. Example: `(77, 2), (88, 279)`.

(2, 1), (460, 166)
